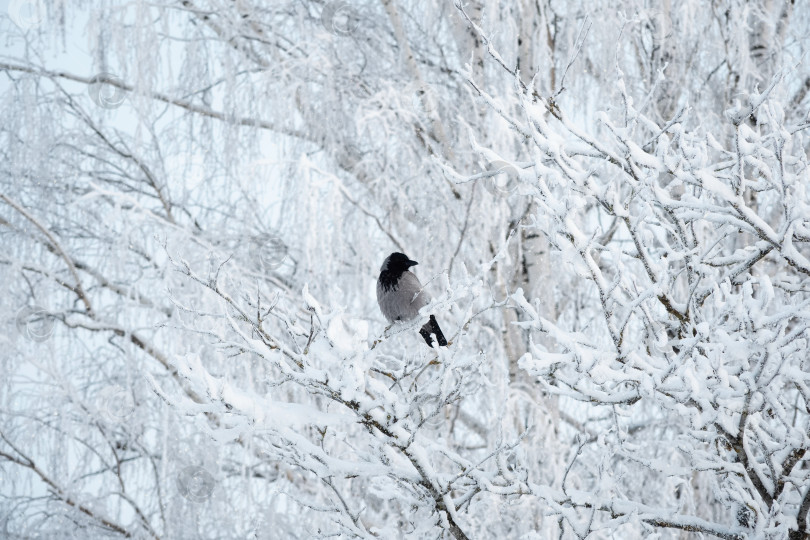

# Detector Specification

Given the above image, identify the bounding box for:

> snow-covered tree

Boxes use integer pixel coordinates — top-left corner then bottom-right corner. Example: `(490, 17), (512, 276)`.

(1, 1), (809, 538)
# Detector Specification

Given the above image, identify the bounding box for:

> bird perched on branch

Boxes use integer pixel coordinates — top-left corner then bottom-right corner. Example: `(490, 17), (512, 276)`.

(377, 252), (447, 347)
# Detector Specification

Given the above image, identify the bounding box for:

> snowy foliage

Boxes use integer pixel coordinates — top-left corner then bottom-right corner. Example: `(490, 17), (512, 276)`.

(1, 1), (810, 539)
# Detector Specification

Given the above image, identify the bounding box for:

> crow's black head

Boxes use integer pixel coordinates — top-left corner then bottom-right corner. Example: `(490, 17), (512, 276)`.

(379, 252), (418, 292)
(381, 252), (418, 274)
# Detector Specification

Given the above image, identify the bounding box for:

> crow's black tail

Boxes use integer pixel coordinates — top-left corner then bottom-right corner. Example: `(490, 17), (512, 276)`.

(420, 315), (447, 347)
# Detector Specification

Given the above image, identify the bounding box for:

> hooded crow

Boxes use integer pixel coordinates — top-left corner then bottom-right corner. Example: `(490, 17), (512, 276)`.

(377, 252), (447, 347)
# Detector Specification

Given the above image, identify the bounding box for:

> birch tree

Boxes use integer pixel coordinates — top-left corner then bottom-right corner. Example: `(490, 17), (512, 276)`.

(2, 1), (809, 538)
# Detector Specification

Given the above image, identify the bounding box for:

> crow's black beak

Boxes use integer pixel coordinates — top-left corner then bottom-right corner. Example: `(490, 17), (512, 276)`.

(407, 259), (419, 267)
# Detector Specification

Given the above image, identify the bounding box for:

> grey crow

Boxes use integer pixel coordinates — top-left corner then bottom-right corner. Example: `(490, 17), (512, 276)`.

(377, 252), (447, 347)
